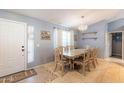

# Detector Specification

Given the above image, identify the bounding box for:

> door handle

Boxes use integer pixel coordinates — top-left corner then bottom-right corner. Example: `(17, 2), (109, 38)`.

(21, 46), (25, 56)
(21, 46), (25, 51)
(22, 49), (25, 52)
(22, 46), (24, 48)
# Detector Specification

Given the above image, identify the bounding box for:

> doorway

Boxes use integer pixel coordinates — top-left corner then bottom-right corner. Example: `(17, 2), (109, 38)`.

(0, 18), (27, 77)
(111, 32), (122, 59)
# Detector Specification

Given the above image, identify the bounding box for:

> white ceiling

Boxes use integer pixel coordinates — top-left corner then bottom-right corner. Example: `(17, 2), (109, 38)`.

(6, 9), (124, 29)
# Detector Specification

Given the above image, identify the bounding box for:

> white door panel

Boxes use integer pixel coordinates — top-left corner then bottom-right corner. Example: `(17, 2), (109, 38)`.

(0, 18), (26, 77)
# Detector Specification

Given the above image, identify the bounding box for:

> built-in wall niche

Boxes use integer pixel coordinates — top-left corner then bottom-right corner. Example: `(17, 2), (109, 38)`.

(82, 32), (97, 40)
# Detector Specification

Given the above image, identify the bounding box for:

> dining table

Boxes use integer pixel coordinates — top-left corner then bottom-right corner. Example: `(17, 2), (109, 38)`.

(63, 49), (88, 70)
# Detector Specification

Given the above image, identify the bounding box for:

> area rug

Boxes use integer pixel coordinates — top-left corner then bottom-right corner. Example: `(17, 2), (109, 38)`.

(0, 69), (37, 83)
(35, 66), (58, 83)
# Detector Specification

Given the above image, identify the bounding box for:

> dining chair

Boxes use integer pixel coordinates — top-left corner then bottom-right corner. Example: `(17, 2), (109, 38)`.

(66, 45), (70, 51)
(73, 50), (90, 76)
(58, 46), (63, 56)
(89, 49), (96, 68)
(93, 48), (98, 65)
(58, 46), (68, 61)
(54, 48), (70, 75)
(65, 45), (74, 51)
(70, 45), (75, 50)
(64, 46), (69, 51)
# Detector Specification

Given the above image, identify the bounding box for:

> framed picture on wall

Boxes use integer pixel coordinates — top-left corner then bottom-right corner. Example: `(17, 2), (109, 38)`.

(41, 31), (51, 40)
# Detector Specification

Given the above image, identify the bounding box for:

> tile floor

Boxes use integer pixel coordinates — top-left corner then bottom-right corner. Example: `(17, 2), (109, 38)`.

(18, 59), (124, 83)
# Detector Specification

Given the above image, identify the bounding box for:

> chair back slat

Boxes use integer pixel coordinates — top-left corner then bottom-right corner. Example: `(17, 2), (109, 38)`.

(64, 45), (74, 51)
(93, 48), (97, 58)
(55, 48), (61, 63)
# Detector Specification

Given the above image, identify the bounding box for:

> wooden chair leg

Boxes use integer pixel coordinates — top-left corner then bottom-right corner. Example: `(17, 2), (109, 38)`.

(72, 63), (75, 70)
(54, 63), (57, 72)
(92, 60), (96, 68)
(82, 63), (86, 76)
(96, 58), (98, 64)
(69, 60), (72, 70)
(62, 65), (64, 72)
(87, 64), (91, 72)
(61, 65), (65, 76)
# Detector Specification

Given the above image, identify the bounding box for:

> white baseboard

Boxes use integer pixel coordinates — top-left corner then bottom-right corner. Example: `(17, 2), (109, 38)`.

(26, 64), (43, 70)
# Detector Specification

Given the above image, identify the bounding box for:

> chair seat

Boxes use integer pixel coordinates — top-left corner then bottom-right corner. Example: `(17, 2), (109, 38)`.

(74, 58), (82, 61)
(62, 57), (68, 61)
(73, 60), (89, 65)
(60, 60), (70, 65)
(73, 61), (82, 65)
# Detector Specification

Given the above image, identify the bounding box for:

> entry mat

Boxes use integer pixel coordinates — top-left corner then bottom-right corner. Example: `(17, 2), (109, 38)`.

(0, 69), (37, 83)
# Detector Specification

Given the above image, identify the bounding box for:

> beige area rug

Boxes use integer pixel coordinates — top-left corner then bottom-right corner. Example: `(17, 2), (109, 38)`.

(43, 61), (123, 83)
(34, 66), (58, 83)
(0, 69), (37, 83)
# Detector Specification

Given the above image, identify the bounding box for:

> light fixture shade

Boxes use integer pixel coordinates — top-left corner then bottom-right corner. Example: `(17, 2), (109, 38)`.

(78, 24), (88, 32)
(78, 16), (88, 32)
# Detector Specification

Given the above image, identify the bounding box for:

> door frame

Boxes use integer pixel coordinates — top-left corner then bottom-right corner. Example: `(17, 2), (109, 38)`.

(0, 18), (28, 70)
(108, 31), (124, 60)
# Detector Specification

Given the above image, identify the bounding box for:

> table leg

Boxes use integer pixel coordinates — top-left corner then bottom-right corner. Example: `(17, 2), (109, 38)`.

(69, 59), (75, 70)
(69, 59), (72, 70)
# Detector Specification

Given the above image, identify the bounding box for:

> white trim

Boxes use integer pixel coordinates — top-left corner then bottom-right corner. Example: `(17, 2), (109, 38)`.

(0, 18), (26, 26)
(27, 61), (54, 70)
(108, 30), (124, 33)
(108, 31), (123, 60)
(24, 23), (28, 70)
(29, 64), (43, 70)
(27, 63), (46, 70)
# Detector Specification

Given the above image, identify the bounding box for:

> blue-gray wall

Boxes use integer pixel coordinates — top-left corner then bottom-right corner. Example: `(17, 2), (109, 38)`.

(0, 10), (69, 68)
(78, 20), (107, 58)
(108, 18), (124, 32)
(78, 15), (124, 58)
(2, 9), (124, 64)
(78, 17), (124, 58)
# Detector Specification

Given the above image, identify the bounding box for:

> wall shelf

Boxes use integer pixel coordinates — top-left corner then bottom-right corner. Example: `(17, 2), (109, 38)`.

(81, 31), (98, 40)
(82, 32), (97, 35)
(82, 37), (97, 40)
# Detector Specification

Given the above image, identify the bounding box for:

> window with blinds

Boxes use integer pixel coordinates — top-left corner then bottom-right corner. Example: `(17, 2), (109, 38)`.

(54, 28), (74, 48)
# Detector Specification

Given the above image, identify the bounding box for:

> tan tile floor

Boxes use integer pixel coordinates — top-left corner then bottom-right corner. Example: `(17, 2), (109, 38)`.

(18, 59), (124, 83)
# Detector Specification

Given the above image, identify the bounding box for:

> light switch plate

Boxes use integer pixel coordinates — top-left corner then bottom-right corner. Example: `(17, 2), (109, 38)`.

(36, 44), (40, 47)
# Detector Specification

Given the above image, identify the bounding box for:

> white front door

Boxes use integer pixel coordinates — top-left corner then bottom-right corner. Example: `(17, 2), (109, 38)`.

(0, 18), (27, 77)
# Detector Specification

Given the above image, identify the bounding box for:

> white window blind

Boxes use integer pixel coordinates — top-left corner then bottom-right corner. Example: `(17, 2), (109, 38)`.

(54, 28), (74, 48)
(28, 26), (34, 63)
